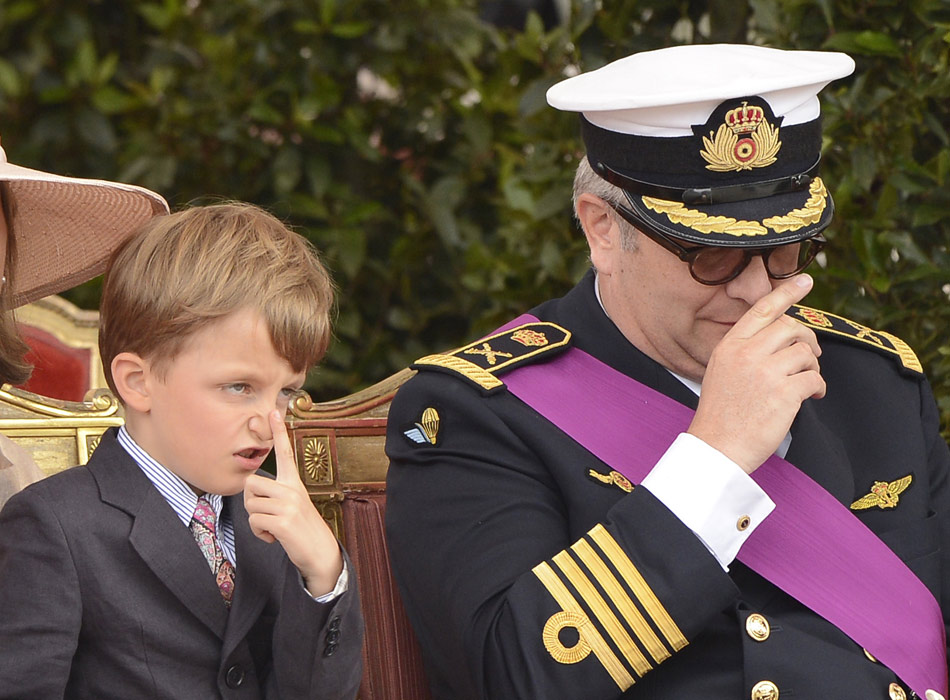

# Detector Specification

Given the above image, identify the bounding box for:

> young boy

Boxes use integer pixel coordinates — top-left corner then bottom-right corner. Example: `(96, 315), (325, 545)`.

(0, 203), (363, 699)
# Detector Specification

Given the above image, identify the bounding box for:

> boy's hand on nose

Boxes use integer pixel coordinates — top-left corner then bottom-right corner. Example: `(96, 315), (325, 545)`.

(244, 410), (344, 596)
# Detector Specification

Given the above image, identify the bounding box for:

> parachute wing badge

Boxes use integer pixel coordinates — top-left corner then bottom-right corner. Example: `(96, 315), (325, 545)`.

(403, 407), (440, 446)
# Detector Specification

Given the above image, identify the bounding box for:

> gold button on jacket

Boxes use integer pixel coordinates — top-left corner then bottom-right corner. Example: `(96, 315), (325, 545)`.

(889, 682), (907, 700)
(751, 680), (779, 700)
(745, 613), (770, 642)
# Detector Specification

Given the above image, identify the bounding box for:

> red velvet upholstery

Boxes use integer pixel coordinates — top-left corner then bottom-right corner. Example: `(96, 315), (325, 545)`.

(342, 495), (433, 700)
(16, 324), (92, 402)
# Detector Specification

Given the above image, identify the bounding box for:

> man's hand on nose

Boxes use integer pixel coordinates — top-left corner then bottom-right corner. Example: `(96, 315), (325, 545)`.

(688, 274), (826, 474)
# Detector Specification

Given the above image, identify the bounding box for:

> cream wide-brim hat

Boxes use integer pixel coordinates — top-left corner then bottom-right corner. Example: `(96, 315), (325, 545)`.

(0, 143), (169, 307)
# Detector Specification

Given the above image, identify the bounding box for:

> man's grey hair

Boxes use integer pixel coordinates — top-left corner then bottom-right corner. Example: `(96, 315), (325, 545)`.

(572, 157), (639, 251)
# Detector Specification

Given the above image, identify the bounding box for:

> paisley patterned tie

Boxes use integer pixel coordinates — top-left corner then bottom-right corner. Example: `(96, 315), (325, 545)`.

(190, 496), (235, 607)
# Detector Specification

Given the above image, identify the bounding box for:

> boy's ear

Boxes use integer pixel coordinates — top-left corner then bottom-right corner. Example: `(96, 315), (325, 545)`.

(111, 352), (153, 413)
(576, 193), (622, 275)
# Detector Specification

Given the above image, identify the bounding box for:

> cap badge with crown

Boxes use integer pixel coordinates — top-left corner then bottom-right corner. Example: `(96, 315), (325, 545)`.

(545, 44), (856, 247)
(701, 98), (782, 172)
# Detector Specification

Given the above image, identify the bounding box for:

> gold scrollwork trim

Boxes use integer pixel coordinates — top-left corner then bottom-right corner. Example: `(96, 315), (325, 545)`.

(0, 386), (121, 418)
(642, 178), (827, 238)
(313, 498), (344, 543)
(533, 561), (635, 690)
(79, 429), (107, 465)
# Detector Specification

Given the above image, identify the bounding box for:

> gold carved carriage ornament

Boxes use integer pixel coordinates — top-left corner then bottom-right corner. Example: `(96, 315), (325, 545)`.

(286, 368), (414, 543)
(0, 387), (123, 473)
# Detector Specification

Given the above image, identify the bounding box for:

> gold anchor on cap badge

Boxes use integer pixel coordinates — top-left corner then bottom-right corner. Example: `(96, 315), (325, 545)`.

(850, 474), (913, 511)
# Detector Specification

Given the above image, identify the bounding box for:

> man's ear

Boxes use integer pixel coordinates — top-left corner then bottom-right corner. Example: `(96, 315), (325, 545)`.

(576, 193), (622, 275)
(111, 352), (153, 413)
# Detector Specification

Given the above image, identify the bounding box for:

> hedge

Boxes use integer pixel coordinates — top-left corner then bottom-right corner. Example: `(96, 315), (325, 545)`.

(1, 0), (948, 436)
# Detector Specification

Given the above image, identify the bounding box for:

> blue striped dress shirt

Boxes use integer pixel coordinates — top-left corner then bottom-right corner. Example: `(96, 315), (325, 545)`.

(117, 426), (237, 564)
(116, 426), (347, 601)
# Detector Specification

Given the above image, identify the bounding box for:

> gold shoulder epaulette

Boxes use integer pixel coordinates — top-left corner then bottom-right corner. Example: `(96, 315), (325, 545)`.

(788, 304), (923, 375)
(412, 322), (572, 393)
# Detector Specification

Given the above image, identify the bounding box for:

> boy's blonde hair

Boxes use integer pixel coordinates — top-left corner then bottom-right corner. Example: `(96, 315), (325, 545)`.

(99, 202), (334, 395)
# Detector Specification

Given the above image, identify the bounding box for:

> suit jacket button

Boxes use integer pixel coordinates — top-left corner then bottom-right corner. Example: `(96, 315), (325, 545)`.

(328, 615), (341, 632)
(225, 665), (246, 688)
(323, 643), (337, 658)
(751, 680), (779, 700)
(745, 613), (770, 642)
(327, 630), (340, 643)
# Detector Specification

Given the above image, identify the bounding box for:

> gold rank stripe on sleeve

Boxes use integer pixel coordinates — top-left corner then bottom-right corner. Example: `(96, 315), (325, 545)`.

(533, 561), (636, 691)
(588, 524), (688, 652)
(532, 525), (688, 690)
(788, 305), (923, 374)
(570, 539), (670, 664)
(551, 550), (654, 677)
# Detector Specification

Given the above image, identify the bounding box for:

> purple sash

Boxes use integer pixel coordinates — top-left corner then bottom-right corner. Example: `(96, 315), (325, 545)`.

(499, 315), (947, 697)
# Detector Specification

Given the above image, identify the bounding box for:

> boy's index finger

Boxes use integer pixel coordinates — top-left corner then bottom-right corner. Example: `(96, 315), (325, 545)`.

(730, 274), (813, 340)
(269, 410), (301, 486)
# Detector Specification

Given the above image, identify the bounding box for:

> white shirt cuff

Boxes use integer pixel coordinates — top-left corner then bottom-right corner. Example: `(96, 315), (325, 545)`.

(640, 433), (775, 570)
(305, 559), (350, 603)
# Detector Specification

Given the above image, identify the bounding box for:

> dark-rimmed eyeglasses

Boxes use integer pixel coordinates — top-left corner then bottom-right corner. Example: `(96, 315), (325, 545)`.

(608, 201), (826, 286)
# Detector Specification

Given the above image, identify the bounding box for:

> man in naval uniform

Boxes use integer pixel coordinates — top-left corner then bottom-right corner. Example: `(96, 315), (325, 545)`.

(385, 44), (950, 700)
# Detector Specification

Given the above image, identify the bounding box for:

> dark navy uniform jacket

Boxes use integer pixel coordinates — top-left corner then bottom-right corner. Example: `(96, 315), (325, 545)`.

(385, 271), (950, 699)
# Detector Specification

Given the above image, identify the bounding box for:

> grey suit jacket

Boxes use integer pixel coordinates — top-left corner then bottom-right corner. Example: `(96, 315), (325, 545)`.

(0, 428), (363, 699)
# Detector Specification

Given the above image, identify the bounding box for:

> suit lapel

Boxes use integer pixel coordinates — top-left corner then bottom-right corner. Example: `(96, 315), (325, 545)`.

(221, 492), (284, 658)
(89, 430), (229, 639)
(785, 399), (855, 507)
(728, 401), (856, 609)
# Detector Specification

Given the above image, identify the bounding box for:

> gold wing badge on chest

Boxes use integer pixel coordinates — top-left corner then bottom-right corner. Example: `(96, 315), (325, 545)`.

(403, 407), (440, 446)
(850, 474), (913, 511)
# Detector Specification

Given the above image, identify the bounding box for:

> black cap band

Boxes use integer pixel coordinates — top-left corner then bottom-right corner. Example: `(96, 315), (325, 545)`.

(580, 113), (823, 188)
(593, 158), (821, 205)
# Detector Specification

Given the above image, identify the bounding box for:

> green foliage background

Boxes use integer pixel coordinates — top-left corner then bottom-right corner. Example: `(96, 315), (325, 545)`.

(1, 0), (948, 436)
